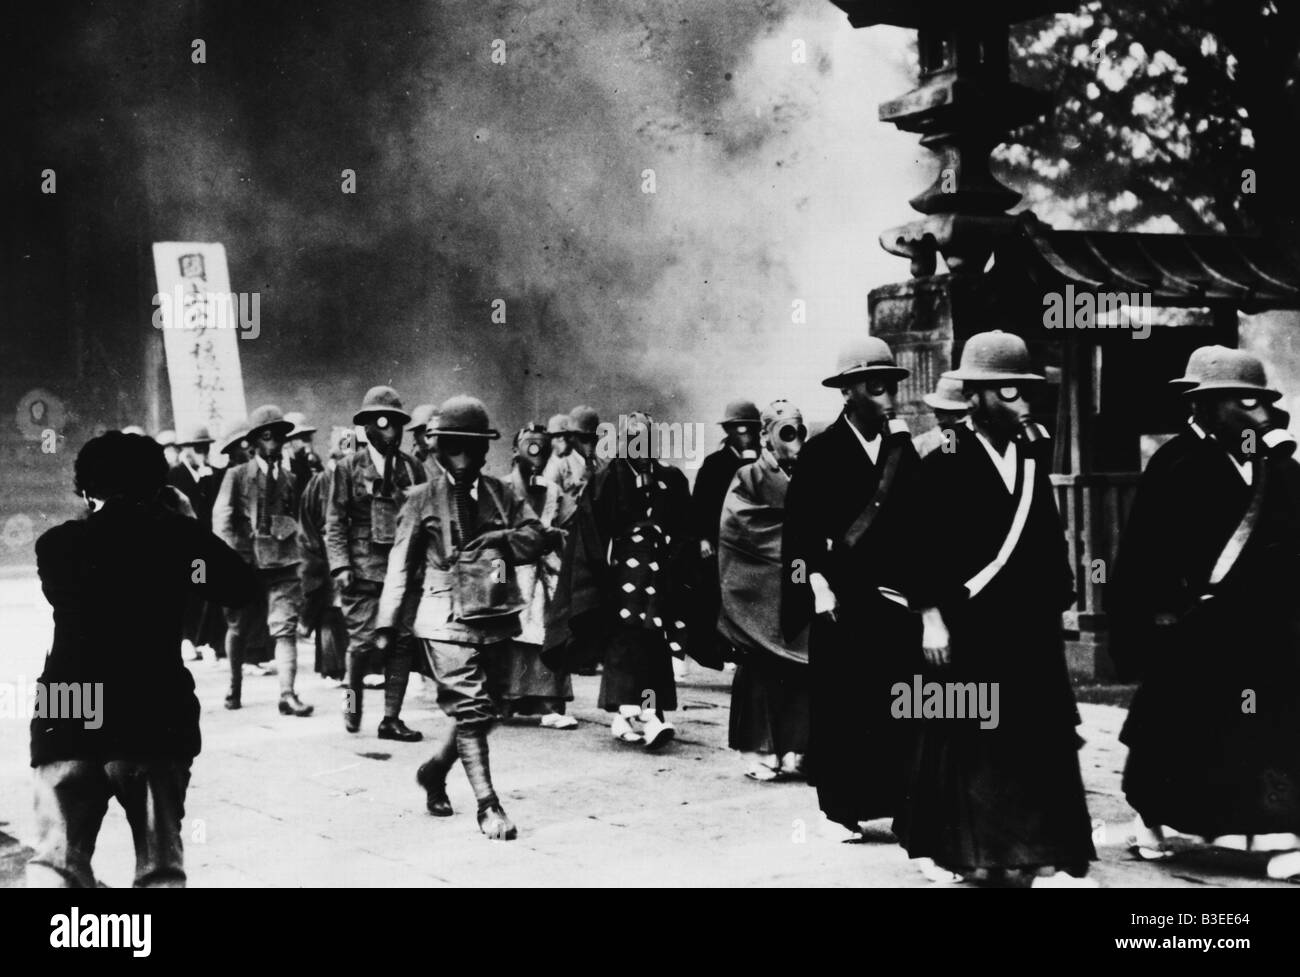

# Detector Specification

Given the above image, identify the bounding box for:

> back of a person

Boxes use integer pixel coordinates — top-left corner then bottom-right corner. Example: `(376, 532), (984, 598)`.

(36, 502), (205, 761)
(27, 431), (257, 889)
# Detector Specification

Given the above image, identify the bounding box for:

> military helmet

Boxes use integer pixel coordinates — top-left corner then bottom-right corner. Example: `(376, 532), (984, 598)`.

(426, 395), (500, 439)
(246, 404), (294, 441)
(353, 385), (411, 427)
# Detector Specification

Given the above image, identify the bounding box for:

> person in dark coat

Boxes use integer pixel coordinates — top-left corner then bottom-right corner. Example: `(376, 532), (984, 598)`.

(169, 422), (226, 658)
(1110, 348), (1300, 882)
(299, 427), (355, 683)
(27, 432), (257, 887)
(894, 330), (1096, 887)
(327, 386), (427, 741)
(782, 337), (924, 835)
(689, 398), (761, 669)
(283, 411), (323, 495)
(721, 400), (810, 781)
(544, 411), (696, 750)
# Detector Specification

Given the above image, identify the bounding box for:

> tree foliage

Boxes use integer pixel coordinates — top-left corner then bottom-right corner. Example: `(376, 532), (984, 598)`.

(998, 1), (1300, 248)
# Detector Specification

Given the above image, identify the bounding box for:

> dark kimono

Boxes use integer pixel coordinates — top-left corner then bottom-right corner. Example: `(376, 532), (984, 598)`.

(782, 414), (924, 826)
(298, 467), (347, 680)
(543, 458), (696, 713)
(1106, 424), (1213, 680)
(687, 446), (751, 668)
(1112, 438), (1300, 838)
(893, 423), (1095, 874)
(169, 462), (226, 652)
(720, 451), (810, 756)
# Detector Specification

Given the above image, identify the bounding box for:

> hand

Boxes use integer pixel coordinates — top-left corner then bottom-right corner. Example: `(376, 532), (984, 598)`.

(333, 568), (354, 593)
(375, 628), (393, 654)
(809, 573), (838, 621)
(921, 607), (950, 668)
(699, 539), (715, 559)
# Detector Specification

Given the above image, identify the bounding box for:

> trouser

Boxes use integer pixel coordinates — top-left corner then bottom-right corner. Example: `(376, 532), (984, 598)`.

(227, 565), (303, 699)
(420, 639), (502, 811)
(27, 758), (192, 888)
(342, 579), (414, 720)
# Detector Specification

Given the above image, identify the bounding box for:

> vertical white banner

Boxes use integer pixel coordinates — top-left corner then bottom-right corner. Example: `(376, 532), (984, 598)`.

(151, 243), (248, 456)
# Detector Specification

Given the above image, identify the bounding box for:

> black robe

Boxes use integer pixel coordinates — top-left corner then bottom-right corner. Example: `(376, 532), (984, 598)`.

(1113, 438), (1300, 837)
(1106, 425), (1214, 680)
(688, 446), (750, 668)
(892, 423), (1095, 873)
(781, 414), (924, 826)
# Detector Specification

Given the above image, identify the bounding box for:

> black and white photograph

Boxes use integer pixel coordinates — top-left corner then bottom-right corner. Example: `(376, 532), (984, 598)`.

(1, 0), (1298, 947)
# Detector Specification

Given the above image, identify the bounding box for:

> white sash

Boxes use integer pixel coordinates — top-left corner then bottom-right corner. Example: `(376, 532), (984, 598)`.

(963, 458), (1036, 600)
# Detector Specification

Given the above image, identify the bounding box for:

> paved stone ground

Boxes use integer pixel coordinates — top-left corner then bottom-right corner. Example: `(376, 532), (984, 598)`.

(0, 571), (1290, 888)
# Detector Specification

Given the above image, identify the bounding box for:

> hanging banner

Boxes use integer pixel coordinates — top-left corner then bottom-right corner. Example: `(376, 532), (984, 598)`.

(151, 242), (249, 457)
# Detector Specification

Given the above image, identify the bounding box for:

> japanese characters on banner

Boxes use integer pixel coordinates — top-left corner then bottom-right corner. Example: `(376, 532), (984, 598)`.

(151, 243), (249, 462)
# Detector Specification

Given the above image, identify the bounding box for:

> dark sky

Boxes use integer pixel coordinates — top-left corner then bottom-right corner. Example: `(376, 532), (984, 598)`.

(3, 0), (922, 458)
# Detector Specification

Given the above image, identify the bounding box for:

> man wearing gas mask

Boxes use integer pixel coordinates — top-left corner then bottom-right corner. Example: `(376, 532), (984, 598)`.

(326, 386), (427, 741)
(212, 405), (313, 716)
(720, 400), (811, 781)
(485, 423), (576, 727)
(782, 337), (925, 836)
(407, 403), (437, 474)
(894, 330), (1095, 887)
(544, 411), (695, 750)
(376, 396), (551, 841)
(1113, 348), (1300, 881)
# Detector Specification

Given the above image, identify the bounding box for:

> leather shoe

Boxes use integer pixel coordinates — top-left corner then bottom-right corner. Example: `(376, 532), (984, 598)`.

(378, 717), (423, 742)
(224, 694), (241, 710)
(416, 760), (453, 817)
(279, 693), (314, 717)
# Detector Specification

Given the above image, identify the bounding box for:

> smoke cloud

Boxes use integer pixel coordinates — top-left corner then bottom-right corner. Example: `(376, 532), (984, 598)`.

(9, 0), (929, 472)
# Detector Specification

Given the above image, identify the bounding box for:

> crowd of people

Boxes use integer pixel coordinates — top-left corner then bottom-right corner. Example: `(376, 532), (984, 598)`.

(23, 329), (1300, 888)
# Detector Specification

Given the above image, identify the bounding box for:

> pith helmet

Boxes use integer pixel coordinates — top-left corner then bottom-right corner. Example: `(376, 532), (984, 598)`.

(821, 336), (909, 388)
(923, 376), (970, 412)
(156, 429), (177, 447)
(353, 385), (411, 426)
(1169, 344), (1230, 391)
(176, 422), (214, 447)
(719, 399), (761, 428)
(1182, 348), (1280, 401)
(426, 395), (500, 439)
(546, 413), (571, 435)
(246, 404), (294, 441)
(568, 405), (600, 437)
(218, 416), (251, 455)
(284, 411), (316, 439)
(943, 331), (1044, 384)
(407, 403), (437, 432)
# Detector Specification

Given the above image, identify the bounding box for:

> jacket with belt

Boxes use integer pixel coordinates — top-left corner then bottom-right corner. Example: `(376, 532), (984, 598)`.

(325, 447), (425, 583)
(376, 467), (548, 644)
(212, 457), (302, 569)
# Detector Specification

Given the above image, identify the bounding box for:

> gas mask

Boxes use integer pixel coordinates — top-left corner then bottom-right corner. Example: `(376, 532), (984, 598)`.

(514, 430), (551, 485)
(1262, 403), (1297, 458)
(726, 423), (760, 461)
(765, 418), (806, 470)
